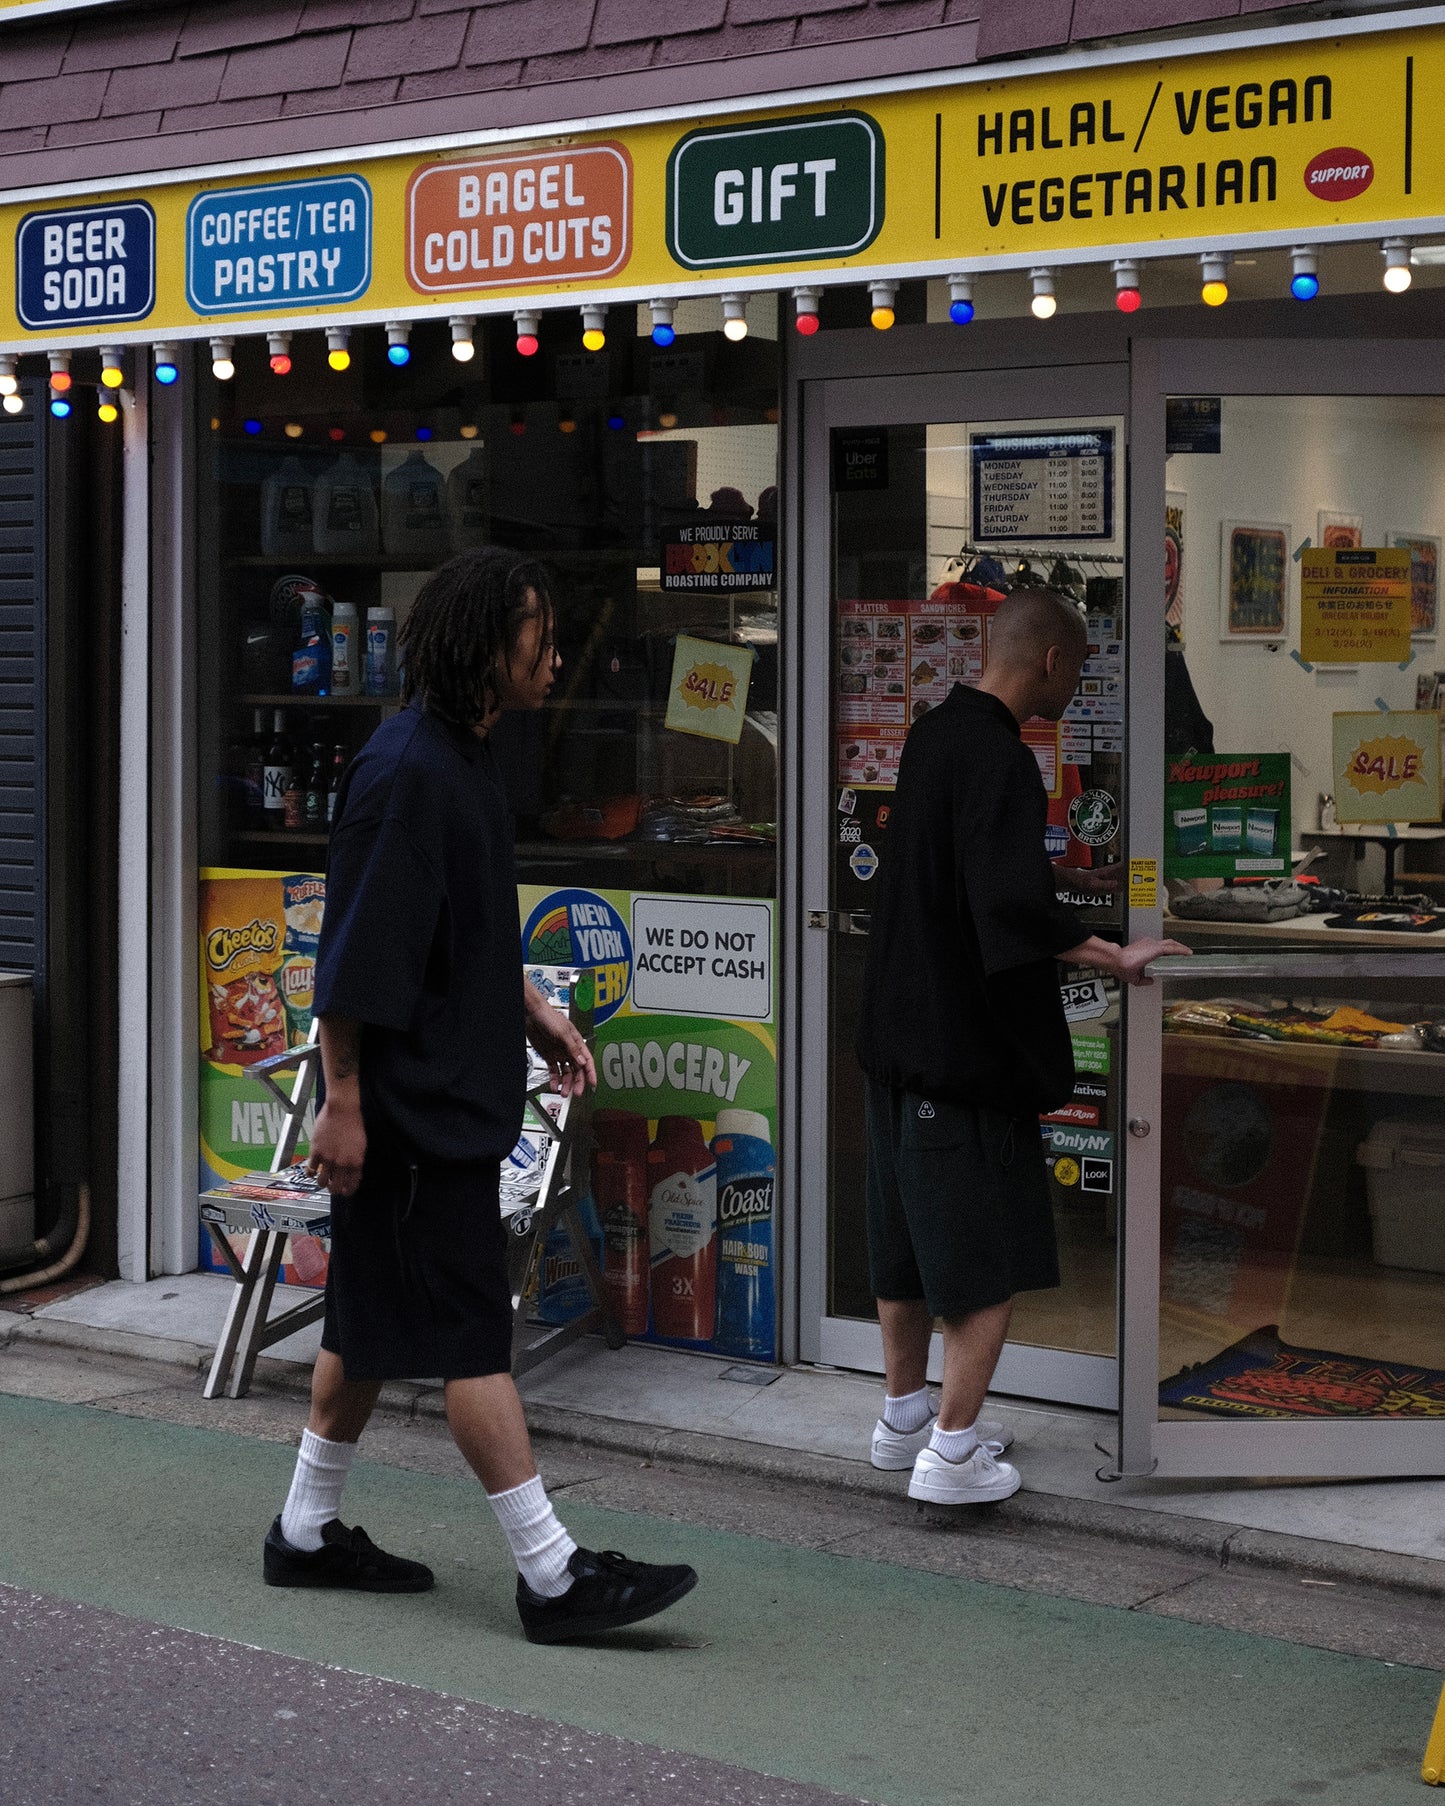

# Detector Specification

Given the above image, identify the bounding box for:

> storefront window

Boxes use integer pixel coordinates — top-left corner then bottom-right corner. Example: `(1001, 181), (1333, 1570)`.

(1161, 395), (1445, 1418)
(194, 314), (782, 1361)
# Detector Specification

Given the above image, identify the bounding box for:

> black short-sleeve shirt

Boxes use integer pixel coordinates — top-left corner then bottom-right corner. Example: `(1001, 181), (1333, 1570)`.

(314, 702), (526, 1164)
(856, 684), (1084, 1114)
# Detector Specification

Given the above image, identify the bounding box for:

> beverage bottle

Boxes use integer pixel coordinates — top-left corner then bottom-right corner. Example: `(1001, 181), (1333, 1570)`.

(242, 708), (267, 825)
(381, 449), (450, 560)
(648, 1116), (718, 1343)
(312, 452), (379, 557)
(263, 710), (293, 821)
(260, 456), (314, 559)
(591, 1110), (650, 1337)
(365, 606), (396, 697)
(327, 745), (347, 825)
(330, 600), (360, 697)
(711, 1109), (776, 1360)
(303, 743), (327, 827)
(446, 445), (488, 549)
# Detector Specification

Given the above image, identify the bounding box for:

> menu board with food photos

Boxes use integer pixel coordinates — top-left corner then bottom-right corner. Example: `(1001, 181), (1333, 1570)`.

(836, 597), (987, 787)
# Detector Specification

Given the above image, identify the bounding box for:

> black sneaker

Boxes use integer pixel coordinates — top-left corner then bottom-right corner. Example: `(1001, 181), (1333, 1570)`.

(263, 1516), (434, 1593)
(516, 1546), (698, 1644)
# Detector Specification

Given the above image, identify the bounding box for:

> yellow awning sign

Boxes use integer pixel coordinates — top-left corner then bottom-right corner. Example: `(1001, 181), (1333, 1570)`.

(4, 17), (1445, 349)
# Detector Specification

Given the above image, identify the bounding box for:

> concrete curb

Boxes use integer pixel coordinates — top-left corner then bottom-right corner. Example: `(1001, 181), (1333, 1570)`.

(8, 1310), (1445, 1603)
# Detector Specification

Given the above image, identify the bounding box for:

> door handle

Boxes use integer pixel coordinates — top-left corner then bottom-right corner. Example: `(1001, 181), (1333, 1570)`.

(807, 910), (872, 935)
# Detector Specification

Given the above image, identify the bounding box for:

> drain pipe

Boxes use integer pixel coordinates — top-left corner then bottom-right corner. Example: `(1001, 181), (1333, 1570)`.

(0, 1181), (91, 1293)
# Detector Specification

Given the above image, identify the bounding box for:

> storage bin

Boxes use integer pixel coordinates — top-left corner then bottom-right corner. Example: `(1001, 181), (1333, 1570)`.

(1356, 1120), (1445, 1273)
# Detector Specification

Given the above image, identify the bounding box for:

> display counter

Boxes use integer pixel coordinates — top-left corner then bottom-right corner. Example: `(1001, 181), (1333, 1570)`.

(1166, 911), (1445, 952)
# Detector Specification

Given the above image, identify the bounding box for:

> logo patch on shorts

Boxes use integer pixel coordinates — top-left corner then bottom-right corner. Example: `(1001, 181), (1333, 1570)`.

(918, 1100), (935, 1119)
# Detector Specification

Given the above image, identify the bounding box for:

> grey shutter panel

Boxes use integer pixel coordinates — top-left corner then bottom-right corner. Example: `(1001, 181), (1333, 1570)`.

(0, 400), (43, 974)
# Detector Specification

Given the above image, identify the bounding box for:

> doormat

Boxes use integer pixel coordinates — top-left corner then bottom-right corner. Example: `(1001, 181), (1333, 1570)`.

(1159, 1326), (1445, 1418)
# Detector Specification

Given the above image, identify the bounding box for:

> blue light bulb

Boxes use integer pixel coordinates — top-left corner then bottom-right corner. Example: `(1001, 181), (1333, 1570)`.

(49, 397), (71, 418)
(387, 343), (411, 367)
(950, 298), (975, 324)
(243, 418), (262, 436)
(415, 425), (433, 441)
(155, 362), (178, 385)
(607, 410), (626, 431)
(651, 322), (676, 347)
(1291, 272), (1319, 301)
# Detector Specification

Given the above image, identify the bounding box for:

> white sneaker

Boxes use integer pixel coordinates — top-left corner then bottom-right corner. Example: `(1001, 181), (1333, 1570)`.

(907, 1443), (1022, 1505)
(870, 1414), (1014, 1471)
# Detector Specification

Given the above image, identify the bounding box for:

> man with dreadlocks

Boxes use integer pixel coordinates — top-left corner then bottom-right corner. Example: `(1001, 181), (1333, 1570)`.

(263, 546), (698, 1644)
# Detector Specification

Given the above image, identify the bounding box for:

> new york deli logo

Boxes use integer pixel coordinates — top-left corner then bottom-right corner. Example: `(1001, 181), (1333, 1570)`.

(405, 144), (632, 293)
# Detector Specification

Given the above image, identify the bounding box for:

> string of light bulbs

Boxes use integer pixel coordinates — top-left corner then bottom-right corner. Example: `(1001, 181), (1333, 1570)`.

(9, 240), (1432, 420)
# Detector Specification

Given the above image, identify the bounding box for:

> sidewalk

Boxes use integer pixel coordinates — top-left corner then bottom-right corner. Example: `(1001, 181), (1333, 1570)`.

(5, 1272), (1445, 1583)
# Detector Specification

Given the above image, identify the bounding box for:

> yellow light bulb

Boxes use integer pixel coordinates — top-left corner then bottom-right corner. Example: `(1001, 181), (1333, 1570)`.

(97, 401), (119, 423)
(284, 422), (303, 439)
(328, 348), (351, 371)
(658, 411), (678, 430)
(559, 418), (576, 435)
(460, 424), (480, 439)
(101, 366), (123, 389)
(1202, 280), (1228, 307)
(582, 328), (606, 352)
(870, 306), (895, 330)
(369, 429), (387, 444)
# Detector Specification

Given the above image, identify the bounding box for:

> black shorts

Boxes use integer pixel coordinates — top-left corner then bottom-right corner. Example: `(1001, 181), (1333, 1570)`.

(321, 1144), (513, 1383)
(863, 1077), (1060, 1318)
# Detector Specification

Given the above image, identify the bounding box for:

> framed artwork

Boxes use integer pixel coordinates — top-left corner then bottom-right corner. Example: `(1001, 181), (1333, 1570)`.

(1317, 510), (1363, 551)
(1390, 530), (1440, 637)
(1221, 520), (1289, 639)
(1165, 490), (1186, 648)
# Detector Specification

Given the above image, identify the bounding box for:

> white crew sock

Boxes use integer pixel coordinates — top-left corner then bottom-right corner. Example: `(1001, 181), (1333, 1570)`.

(881, 1386), (932, 1434)
(488, 1475), (578, 1599)
(280, 1429), (357, 1552)
(929, 1422), (980, 1464)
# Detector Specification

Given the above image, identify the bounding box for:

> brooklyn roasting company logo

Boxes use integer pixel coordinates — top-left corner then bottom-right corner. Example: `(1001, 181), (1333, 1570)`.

(206, 919), (280, 970)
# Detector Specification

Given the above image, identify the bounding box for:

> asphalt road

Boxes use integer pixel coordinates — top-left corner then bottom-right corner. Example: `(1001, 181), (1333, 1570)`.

(0, 1340), (1440, 1806)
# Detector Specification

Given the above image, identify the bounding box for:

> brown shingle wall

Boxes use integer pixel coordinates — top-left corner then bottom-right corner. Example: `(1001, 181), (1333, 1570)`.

(0, 0), (1373, 193)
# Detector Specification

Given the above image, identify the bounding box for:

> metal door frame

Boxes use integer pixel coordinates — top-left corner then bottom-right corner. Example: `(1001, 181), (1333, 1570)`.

(1121, 336), (1445, 1479)
(795, 356), (1130, 1412)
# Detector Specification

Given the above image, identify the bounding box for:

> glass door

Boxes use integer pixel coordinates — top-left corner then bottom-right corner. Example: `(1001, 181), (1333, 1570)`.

(799, 364), (1130, 1408)
(1121, 341), (1445, 1478)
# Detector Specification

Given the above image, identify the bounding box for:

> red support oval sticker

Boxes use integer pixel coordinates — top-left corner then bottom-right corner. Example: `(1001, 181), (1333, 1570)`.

(1304, 147), (1374, 202)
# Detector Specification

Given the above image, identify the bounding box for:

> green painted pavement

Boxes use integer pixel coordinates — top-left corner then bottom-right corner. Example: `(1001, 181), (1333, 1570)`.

(0, 1393), (1434, 1806)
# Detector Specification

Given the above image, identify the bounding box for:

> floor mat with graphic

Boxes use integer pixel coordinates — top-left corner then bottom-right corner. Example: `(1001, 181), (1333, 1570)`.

(1158, 1326), (1445, 1417)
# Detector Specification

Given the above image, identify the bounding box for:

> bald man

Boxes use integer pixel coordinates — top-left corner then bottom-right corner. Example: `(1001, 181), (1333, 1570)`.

(856, 588), (1187, 1506)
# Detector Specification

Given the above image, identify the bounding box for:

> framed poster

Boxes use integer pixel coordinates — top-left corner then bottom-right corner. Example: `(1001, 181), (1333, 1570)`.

(1390, 531), (1440, 637)
(1165, 490), (1186, 648)
(1317, 511), (1363, 551)
(1221, 521), (1288, 640)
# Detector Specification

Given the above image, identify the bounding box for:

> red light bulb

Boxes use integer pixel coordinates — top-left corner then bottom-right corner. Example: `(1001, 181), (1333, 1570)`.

(795, 313), (820, 336)
(49, 370), (71, 393)
(269, 352), (292, 375)
(515, 334), (539, 358)
(1115, 288), (1142, 314)
(328, 426), (345, 442)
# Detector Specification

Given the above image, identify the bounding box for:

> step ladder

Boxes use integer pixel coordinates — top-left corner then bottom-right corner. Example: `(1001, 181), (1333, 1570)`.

(200, 967), (622, 1399)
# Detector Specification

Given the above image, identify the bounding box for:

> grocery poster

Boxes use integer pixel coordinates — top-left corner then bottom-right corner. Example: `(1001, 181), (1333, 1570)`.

(520, 883), (779, 1363)
(1299, 547), (1411, 664)
(1164, 754), (1292, 879)
(196, 868), (328, 1288)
